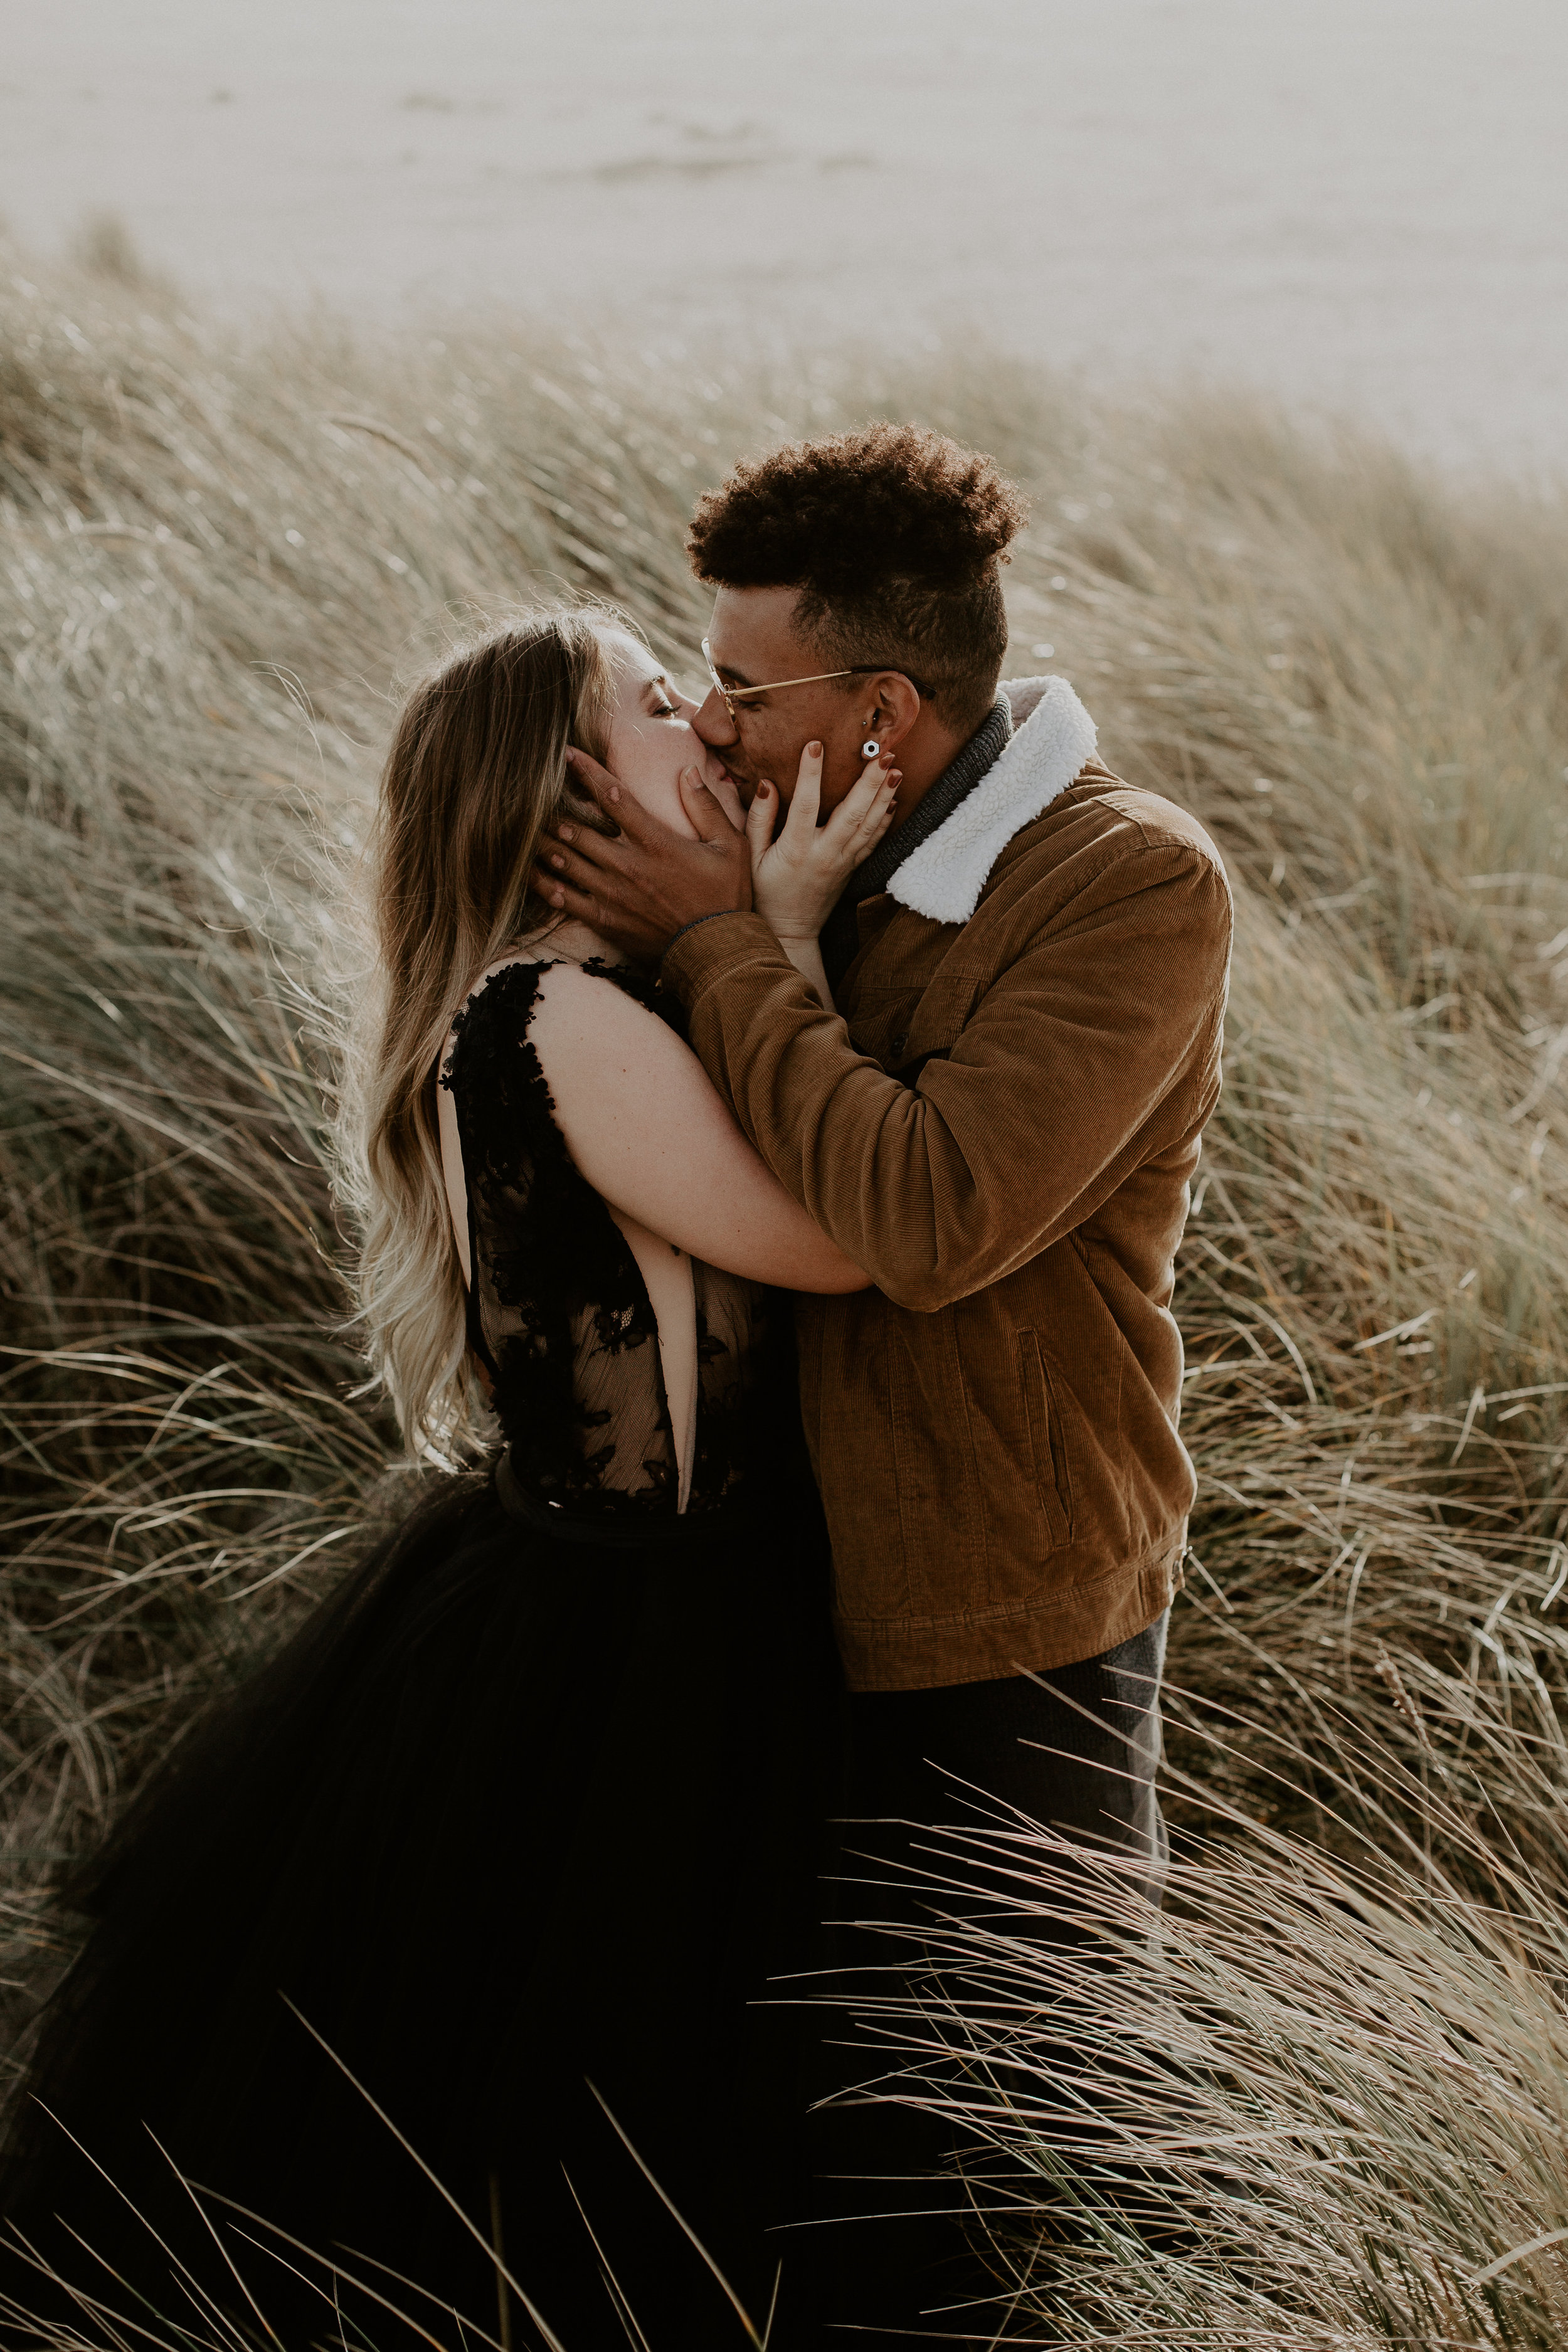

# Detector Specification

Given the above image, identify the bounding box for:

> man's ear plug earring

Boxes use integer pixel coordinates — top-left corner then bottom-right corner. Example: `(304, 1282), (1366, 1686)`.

(862, 739), (881, 758)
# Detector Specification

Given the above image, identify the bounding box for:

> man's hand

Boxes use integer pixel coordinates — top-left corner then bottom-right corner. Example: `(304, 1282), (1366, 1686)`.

(535, 750), (753, 963)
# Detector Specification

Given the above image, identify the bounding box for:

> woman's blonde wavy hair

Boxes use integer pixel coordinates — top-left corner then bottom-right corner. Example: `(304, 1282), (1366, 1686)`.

(337, 605), (628, 1460)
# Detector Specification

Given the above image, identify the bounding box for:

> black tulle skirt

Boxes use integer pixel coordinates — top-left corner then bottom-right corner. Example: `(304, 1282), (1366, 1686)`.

(0, 1471), (844, 2351)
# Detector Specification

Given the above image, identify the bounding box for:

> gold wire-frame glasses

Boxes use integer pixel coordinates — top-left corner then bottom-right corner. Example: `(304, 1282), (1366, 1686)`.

(700, 637), (929, 724)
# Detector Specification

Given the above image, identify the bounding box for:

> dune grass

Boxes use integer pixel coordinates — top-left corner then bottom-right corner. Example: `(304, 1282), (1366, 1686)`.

(2, 225), (1567, 2339)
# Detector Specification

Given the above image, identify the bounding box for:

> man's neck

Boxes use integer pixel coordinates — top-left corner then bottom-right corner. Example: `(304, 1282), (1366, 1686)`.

(882, 715), (967, 828)
(819, 693), (1014, 988)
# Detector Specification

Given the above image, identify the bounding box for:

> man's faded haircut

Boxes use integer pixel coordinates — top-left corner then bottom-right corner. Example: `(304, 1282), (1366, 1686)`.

(686, 423), (1030, 736)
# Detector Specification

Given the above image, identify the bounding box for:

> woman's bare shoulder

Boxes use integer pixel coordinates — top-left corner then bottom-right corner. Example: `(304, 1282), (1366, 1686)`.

(526, 956), (694, 1066)
(444, 929), (647, 1048)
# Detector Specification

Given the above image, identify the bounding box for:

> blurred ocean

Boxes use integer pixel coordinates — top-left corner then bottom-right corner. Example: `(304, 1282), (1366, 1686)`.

(3, 0), (1565, 472)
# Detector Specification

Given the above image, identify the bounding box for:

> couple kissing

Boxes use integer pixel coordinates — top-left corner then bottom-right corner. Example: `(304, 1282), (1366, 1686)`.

(1, 423), (1232, 2351)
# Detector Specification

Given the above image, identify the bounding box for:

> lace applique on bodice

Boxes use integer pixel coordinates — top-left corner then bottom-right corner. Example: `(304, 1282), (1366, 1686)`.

(440, 959), (790, 1518)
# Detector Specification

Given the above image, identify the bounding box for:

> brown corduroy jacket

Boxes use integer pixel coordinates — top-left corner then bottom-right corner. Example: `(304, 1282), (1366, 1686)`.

(662, 712), (1232, 1693)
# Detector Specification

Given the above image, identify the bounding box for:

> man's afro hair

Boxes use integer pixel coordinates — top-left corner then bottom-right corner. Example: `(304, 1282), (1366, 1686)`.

(686, 422), (1028, 595)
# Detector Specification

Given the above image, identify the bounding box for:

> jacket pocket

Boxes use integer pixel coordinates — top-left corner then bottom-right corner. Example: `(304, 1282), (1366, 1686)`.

(850, 972), (980, 1074)
(1017, 1328), (1074, 1548)
(896, 972), (980, 1074)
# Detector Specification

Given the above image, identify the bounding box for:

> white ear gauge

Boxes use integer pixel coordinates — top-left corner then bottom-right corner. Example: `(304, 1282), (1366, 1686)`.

(862, 739), (881, 758)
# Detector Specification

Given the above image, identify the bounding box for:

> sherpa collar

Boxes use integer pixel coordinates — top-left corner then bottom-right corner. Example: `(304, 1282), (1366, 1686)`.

(886, 675), (1098, 926)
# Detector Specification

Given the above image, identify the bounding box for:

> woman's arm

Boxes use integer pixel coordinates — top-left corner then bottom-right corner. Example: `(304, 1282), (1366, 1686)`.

(525, 961), (871, 1293)
(776, 934), (835, 1007)
(745, 745), (899, 1007)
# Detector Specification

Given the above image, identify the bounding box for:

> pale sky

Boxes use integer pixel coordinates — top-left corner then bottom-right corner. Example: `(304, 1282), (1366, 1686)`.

(4, 0), (1565, 472)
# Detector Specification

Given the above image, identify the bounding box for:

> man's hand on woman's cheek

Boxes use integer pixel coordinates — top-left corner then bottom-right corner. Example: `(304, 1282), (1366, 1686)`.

(532, 748), (754, 963)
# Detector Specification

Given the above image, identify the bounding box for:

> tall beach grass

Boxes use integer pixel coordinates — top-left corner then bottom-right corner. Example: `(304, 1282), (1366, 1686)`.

(2, 224), (1567, 2339)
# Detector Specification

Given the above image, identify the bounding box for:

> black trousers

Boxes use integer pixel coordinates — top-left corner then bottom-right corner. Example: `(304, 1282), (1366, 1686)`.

(804, 1613), (1169, 2346)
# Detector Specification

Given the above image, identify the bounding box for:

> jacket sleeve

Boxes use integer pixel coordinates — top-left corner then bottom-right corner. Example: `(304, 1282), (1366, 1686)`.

(660, 840), (1232, 1312)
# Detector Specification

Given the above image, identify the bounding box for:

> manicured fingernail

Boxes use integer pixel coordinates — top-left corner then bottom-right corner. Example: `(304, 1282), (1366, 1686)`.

(608, 784), (620, 802)
(807, 740), (822, 758)
(551, 854), (564, 868)
(558, 824), (575, 842)
(758, 781), (771, 798)
(564, 746), (578, 762)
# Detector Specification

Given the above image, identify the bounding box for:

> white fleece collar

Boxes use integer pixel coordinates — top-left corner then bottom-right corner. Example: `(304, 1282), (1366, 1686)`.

(886, 675), (1097, 926)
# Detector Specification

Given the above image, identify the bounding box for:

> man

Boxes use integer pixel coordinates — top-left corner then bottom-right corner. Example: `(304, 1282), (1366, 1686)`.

(537, 422), (1232, 2336)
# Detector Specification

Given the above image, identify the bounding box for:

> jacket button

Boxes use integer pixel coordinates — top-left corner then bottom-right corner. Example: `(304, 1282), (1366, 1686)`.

(891, 1030), (908, 1057)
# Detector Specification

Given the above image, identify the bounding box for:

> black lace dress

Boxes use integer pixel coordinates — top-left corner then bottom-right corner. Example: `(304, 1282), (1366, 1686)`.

(1, 961), (842, 2352)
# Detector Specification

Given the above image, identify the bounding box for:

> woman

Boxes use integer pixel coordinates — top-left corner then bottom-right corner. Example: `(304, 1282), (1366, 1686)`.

(0, 608), (899, 2351)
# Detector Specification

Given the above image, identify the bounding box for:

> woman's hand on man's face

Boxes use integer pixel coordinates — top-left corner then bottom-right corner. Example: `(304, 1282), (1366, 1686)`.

(746, 743), (901, 943)
(535, 747), (755, 962)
